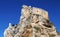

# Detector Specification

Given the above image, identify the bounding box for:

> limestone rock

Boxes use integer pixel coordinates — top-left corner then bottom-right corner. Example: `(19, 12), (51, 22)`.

(4, 5), (60, 37)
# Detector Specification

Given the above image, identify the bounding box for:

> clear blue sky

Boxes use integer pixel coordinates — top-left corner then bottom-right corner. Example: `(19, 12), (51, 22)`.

(0, 0), (60, 37)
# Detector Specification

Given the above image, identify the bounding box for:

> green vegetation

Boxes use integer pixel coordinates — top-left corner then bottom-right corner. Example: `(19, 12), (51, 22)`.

(34, 26), (40, 31)
(17, 24), (20, 28)
(35, 35), (37, 37)
(50, 22), (53, 26)
(41, 33), (45, 35)
(49, 34), (56, 37)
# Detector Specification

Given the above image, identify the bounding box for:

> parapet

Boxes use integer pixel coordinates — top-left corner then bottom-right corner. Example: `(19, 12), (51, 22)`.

(21, 5), (49, 19)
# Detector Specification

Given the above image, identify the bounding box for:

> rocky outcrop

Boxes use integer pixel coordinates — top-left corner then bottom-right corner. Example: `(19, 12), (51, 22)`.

(4, 5), (60, 37)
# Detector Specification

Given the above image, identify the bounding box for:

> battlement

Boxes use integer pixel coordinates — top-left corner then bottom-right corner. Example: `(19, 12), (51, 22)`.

(22, 5), (49, 19)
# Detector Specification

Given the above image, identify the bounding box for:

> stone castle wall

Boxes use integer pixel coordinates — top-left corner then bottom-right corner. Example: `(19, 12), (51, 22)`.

(22, 5), (48, 19)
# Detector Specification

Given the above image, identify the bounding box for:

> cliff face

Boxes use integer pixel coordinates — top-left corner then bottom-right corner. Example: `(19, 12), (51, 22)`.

(4, 5), (60, 37)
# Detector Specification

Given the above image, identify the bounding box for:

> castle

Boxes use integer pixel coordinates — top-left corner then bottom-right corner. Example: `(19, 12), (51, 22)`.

(4, 5), (60, 37)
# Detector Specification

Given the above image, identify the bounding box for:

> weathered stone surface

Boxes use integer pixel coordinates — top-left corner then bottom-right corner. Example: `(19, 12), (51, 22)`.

(4, 5), (60, 37)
